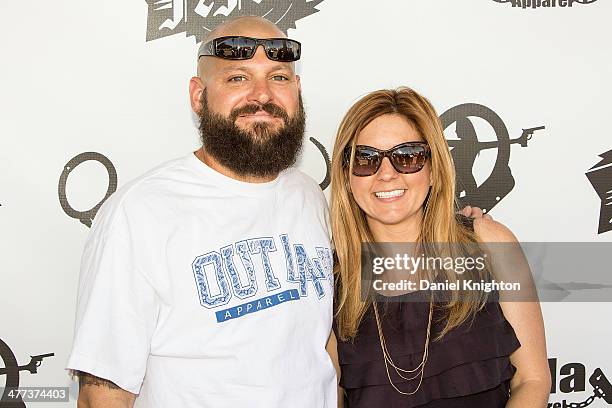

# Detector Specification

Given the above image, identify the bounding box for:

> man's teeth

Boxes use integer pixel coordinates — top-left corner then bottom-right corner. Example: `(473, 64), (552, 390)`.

(375, 189), (405, 199)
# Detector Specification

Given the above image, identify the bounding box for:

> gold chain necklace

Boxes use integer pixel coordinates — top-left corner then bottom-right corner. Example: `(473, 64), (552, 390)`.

(373, 298), (433, 395)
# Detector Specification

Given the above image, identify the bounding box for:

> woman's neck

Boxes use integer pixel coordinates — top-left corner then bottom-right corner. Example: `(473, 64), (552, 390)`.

(368, 211), (423, 243)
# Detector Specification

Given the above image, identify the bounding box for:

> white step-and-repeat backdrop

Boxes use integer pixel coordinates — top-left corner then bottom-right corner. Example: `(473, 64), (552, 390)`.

(1, 1), (611, 407)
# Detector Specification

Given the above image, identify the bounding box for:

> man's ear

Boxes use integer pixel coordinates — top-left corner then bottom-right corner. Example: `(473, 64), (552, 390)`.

(189, 76), (205, 114)
(296, 74), (301, 92)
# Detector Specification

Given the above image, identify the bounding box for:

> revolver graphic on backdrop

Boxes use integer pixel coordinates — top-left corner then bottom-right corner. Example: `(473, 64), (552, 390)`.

(516, 126), (546, 147)
(0, 353), (54, 376)
(446, 125), (545, 152)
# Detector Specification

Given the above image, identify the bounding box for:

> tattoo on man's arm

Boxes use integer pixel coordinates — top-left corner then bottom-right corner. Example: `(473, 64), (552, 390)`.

(77, 371), (121, 390)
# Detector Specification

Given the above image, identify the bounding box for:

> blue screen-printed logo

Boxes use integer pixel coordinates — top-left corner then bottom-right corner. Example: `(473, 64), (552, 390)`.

(192, 234), (332, 317)
(215, 289), (300, 323)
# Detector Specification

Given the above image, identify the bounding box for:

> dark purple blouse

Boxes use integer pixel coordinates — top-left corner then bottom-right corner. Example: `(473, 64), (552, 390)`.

(336, 294), (521, 407)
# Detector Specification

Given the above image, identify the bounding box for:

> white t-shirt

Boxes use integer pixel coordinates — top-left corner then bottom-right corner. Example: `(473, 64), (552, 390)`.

(67, 153), (336, 407)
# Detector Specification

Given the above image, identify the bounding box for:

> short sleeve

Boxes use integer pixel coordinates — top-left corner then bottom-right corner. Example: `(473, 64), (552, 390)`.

(66, 199), (160, 395)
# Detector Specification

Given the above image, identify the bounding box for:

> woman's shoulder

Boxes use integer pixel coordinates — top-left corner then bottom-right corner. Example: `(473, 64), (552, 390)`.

(473, 217), (518, 243)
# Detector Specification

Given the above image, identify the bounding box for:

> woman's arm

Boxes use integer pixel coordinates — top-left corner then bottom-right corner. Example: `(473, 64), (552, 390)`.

(474, 219), (552, 408)
(326, 330), (344, 408)
(501, 300), (551, 407)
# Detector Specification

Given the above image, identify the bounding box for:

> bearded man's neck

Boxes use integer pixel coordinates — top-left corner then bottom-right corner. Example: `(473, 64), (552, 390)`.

(194, 147), (279, 184)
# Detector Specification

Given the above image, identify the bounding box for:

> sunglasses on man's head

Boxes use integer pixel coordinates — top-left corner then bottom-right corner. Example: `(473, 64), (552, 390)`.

(198, 36), (301, 62)
(343, 142), (431, 177)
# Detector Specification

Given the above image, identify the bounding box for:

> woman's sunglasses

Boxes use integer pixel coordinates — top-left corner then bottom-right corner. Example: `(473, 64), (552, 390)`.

(198, 36), (301, 62)
(343, 142), (431, 177)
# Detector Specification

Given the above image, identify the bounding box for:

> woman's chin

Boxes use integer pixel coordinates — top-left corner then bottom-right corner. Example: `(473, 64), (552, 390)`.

(368, 212), (419, 230)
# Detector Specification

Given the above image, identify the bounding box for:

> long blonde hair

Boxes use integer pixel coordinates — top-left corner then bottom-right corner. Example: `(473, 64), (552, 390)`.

(331, 87), (489, 342)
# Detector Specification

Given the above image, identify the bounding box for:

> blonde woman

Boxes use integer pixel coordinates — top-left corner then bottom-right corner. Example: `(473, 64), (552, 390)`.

(330, 88), (550, 407)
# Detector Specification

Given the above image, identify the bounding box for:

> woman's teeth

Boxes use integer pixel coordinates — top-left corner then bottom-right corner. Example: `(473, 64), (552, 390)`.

(375, 189), (405, 199)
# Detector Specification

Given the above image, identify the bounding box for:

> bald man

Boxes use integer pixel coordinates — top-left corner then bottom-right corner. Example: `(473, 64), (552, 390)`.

(67, 16), (338, 408)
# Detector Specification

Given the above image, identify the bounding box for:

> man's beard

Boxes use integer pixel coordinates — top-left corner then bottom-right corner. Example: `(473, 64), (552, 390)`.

(198, 93), (306, 178)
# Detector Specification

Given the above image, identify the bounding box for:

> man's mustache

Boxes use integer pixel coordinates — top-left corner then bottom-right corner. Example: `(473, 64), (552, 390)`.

(230, 103), (289, 122)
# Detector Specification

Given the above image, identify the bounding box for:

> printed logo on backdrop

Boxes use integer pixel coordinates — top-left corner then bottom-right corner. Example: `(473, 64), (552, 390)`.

(440, 103), (545, 213)
(0, 338), (54, 407)
(586, 150), (612, 235)
(548, 358), (612, 407)
(58, 152), (118, 228)
(491, 0), (598, 8)
(145, 0), (324, 42)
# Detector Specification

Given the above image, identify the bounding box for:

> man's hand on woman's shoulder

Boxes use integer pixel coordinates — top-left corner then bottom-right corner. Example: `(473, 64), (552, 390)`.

(458, 205), (493, 220)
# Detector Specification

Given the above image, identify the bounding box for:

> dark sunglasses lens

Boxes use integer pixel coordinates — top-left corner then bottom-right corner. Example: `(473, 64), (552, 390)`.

(216, 37), (256, 59)
(392, 145), (428, 173)
(265, 39), (300, 61)
(352, 148), (381, 176)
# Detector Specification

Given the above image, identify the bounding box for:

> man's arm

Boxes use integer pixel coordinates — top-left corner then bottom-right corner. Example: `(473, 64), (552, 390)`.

(76, 371), (137, 408)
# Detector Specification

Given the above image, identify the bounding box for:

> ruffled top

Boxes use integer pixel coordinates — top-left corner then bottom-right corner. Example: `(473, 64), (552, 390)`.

(336, 292), (521, 407)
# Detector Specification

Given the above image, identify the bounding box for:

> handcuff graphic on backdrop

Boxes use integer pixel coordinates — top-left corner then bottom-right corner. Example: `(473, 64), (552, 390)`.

(557, 370), (612, 407)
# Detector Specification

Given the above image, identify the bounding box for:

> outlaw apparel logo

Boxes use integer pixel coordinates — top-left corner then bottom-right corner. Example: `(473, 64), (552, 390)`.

(491, 0), (598, 8)
(145, 0), (324, 42)
(440, 103), (545, 213)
